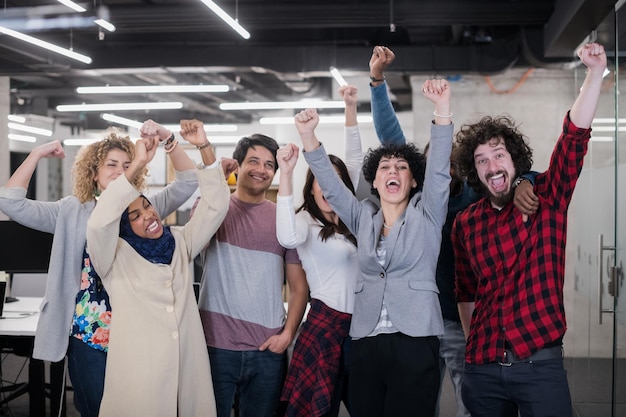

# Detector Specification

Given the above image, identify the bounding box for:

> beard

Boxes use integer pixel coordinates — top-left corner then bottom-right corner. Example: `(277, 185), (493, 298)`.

(484, 187), (513, 208)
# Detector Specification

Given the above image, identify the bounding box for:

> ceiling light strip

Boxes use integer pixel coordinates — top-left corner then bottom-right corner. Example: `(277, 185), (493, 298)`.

(7, 115), (26, 123)
(221, 101), (345, 110)
(77, 85), (229, 94)
(8, 122), (53, 136)
(8, 133), (37, 143)
(57, 0), (86, 12)
(330, 67), (348, 86)
(0, 26), (92, 64)
(199, 0), (250, 40)
(57, 102), (183, 112)
(94, 19), (116, 32)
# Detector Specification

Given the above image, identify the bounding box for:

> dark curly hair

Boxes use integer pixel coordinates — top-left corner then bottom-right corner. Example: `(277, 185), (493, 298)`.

(362, 143), (426, 200)
(232, 134), (279, 172)
(297, 154), (357, 246)
(455, 115), (533, 193)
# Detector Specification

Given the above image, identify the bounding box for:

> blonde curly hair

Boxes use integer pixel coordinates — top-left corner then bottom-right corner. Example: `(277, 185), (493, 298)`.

(72, 129), (148, 203)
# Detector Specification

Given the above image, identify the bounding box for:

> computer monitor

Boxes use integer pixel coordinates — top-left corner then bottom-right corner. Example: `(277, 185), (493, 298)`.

(0, 221), (53, 273)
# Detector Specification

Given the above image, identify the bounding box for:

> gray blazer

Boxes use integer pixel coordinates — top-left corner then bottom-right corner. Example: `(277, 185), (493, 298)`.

(0, 170), (198, 362)
(303, 122), (452, 338)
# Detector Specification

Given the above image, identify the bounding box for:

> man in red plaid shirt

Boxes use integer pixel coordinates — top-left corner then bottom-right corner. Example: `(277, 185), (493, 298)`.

(451, 42), (607, 417)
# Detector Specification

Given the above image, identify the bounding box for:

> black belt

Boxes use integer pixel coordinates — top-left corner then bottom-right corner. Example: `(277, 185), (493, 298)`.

(498, 345), (563, 366)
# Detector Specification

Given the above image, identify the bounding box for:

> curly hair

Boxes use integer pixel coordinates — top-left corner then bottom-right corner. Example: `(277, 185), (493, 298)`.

(232, 134), (279, 172)
(362, 143), (426, 200)
(297, 154), (357, 246)
(455, 115), (533, 193)
(72, 129), (147, 203)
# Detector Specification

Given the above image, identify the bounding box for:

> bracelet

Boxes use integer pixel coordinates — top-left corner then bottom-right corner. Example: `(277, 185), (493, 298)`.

(161, 132), (175, 146)
(370, 75), (385, 83)
(164, 139), (178, 153)
(433, 111), (453, 118)
(196, 142), (211, 150)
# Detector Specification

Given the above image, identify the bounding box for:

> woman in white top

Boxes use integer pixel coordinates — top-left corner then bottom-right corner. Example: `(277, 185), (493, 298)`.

(276, 85), (362, 417)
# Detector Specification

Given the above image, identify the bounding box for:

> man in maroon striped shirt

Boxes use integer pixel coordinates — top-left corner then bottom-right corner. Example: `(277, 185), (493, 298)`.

(451, 42), (607, 417)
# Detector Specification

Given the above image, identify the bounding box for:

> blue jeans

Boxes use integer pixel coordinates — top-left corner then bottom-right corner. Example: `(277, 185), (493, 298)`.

(208, 346), (286, 417)
(436, 319), (470, 417)
(67, 337), (107, 417)
(462, 358), (572, 417)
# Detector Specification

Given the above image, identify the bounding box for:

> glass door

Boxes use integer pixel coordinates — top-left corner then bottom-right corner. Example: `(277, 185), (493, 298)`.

(567, 5), (625, 416)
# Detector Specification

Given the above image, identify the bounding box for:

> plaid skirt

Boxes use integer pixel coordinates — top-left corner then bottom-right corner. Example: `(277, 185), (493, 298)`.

(280, 298), (352, 417)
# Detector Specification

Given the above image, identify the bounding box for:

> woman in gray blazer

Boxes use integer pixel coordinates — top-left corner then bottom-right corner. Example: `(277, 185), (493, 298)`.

(296, 78), (453, 417)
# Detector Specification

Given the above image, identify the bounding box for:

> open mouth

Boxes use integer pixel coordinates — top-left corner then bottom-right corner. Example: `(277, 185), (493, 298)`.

(386, 179), (400, 192)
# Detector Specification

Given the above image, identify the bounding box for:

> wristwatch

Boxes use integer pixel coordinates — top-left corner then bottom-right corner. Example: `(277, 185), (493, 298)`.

(512, 177), (531, 189)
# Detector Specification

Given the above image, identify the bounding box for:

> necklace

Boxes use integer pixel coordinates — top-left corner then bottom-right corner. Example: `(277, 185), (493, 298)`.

(383, 222), (392, 229)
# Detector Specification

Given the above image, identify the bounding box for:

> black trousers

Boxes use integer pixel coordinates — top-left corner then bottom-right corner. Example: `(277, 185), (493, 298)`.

(349, 333), (440, 417)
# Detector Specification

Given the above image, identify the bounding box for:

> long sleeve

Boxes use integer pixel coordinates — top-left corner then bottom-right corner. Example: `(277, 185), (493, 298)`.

(0, 186), (65, 233)
(276, 195), (309, 249)
(371, 82), (406, 146)
(150, 168), (198, 218)
(343, 125), (363, 188)
(181, 166), (230, 259)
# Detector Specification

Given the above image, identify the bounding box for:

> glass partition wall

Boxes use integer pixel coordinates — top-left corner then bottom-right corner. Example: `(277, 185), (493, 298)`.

(567, 5), (625, 416)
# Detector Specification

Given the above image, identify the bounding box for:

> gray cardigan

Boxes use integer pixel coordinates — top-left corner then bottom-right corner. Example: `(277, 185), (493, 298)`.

(0, 170), (198, 362)
(303, 122), (453, 338)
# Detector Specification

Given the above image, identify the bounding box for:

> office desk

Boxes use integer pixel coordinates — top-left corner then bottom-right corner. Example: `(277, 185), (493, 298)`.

(0, 297), (66, 417)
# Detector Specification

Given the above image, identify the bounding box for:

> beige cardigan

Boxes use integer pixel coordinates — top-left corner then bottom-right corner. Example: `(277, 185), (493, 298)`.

(87, 165), (229, 417)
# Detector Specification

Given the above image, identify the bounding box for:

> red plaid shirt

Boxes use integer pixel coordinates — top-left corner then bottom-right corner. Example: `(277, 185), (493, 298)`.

(452, 112), (591, 365)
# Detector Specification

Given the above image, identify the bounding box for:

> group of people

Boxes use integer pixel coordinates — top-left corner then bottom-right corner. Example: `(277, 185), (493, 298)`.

(0, 41), (607, 417)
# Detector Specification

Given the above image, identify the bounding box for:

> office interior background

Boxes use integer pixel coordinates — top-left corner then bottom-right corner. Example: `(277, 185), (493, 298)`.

(0, 1), (624, 416)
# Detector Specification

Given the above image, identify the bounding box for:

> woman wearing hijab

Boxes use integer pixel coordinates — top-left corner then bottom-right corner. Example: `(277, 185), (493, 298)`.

(86, 119), (231, 417)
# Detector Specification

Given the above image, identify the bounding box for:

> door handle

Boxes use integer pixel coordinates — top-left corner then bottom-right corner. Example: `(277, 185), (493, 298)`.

(598, 234), (616, 324)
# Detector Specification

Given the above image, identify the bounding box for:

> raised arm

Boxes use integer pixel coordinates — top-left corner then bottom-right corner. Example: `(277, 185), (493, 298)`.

(339, 85), (363, 187)
(570, 43), (607, 128)
(6, 140), (64, 189)
(369, 45), (406, 145)
(276, 143), (308, 248)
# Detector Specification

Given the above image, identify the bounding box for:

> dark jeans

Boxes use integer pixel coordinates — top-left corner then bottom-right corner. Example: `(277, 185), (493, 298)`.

(462, 358), (572, 417)
(67, 337), (107, 417)
(208, 346), (286, 417)
(349, 333), (440, 417)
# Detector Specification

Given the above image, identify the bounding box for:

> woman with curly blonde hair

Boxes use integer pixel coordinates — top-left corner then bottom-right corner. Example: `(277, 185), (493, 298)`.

(0, 120), (198, 417)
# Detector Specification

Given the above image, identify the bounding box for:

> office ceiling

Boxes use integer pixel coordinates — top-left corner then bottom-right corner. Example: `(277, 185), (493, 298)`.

(0, 0), (620, 131)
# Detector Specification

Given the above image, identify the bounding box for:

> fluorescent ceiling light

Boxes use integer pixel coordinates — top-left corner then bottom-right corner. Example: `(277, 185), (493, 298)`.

(94, 19), (116, 32)
(0, 26), (92, 64)
(603, 68), (611, 78)
(591, 136), (614, 142)
(260, 115), (373, 125)
(102, 113), (238, 133)
(57, 0), (86, 12)
(199, 0), (250, 40)
(330, 67), (348, 86)
(57, 102), (183, 112)
(221, 100), (345, 110)
(592, 118), (626, 124)
(77, 85), (229, 94)
(102, 113), (143, 129)
(7, 115), (26, 123)
(8, 122), (53, 136)
(8, 133), (37, 143)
